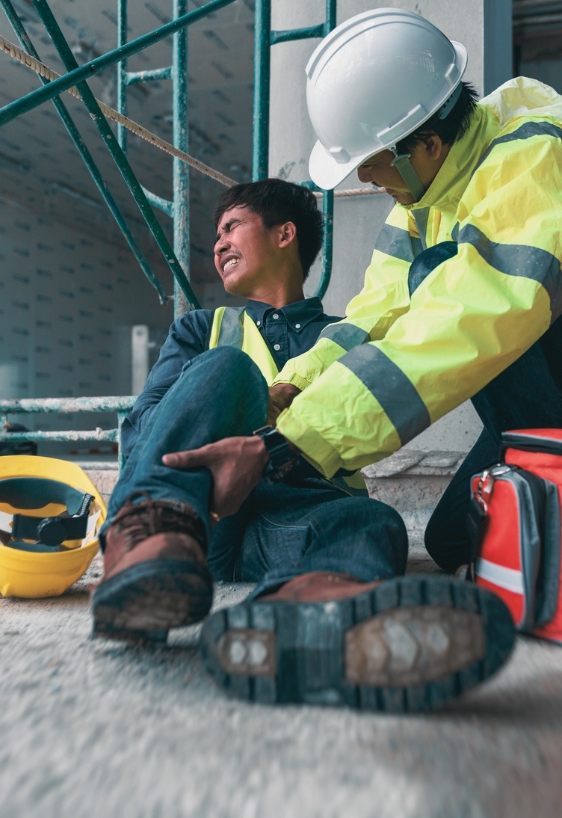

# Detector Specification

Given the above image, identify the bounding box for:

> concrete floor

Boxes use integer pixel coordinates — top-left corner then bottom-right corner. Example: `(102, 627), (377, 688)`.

(1, 547), (562, 818)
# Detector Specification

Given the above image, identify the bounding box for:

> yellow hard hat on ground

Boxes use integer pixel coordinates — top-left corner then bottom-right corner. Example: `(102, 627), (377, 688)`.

(0, 455), (106, 598)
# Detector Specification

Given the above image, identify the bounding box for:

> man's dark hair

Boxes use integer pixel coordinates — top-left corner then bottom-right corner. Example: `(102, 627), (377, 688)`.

(213, 178), (324, 280)
(396, 81), (479, 153)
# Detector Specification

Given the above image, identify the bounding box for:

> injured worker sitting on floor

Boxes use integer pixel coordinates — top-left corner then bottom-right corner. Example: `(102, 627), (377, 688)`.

(94, 177), (410, 629)
(92, 173), (515, 715)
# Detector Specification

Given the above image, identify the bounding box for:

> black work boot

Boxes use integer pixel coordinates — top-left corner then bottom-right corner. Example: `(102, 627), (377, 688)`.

(92, 493), (212, 642)
(200, 572), (515, 713)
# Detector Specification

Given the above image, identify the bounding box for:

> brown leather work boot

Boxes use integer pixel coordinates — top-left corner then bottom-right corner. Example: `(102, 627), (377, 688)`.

(200, 571), (515, 713)
(258, 571), (382, 603)
(92, 493), (212, 642)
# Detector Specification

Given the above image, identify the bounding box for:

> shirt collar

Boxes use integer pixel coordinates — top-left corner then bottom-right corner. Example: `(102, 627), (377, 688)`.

(245, 297), (324, 330)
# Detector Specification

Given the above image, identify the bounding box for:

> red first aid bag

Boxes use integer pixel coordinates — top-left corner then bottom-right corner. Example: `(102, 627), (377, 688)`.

(471, 428), (562, 644)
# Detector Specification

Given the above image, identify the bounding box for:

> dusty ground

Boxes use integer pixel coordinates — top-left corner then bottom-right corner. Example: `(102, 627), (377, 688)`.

(1, 546), (562, 818)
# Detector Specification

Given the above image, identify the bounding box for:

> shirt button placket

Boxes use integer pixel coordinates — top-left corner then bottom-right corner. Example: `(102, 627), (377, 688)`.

(266, 311), (288, 367)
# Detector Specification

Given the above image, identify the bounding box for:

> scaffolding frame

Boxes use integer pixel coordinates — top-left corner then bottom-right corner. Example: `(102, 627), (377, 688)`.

(0, 0), (337, 465)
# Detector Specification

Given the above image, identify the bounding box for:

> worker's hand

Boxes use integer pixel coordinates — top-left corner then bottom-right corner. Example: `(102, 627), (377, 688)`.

(267, 383), (301, 426)
(162, 436), (269, 519)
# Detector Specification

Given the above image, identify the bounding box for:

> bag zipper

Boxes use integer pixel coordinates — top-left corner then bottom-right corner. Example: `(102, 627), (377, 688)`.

(502, 431), (562, 456)
(474, 463), (514, 514)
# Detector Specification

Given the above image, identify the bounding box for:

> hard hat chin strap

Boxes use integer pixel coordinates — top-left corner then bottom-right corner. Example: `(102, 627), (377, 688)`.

(390, 148), (426, 202)
(387, 82), (462, 203)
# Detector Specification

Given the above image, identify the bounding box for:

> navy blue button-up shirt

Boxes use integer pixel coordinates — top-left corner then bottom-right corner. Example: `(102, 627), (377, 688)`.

(121, 297), (341, 457)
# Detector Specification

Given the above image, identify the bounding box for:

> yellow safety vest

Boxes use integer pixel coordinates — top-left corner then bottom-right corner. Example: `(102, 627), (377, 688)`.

(209, 306), (278, 385)
(273, 78), (562, 477)
(209, 306), (367, 494)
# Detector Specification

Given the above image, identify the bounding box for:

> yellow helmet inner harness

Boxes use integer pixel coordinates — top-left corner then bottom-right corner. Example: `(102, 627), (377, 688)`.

(0, 477), (96, 552)
(0, 456), (106, 598)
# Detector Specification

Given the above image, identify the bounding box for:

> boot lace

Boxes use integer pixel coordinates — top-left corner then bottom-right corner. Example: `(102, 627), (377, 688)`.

(114, 492), (205, 551)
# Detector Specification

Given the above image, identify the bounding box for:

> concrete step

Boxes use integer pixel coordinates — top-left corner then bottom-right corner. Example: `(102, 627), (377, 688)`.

(362, 448), (465, 547)
(82, 462), (118, 507)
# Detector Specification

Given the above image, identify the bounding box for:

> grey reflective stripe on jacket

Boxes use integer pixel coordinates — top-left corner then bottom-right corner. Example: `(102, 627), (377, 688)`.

(412, 208), (430, 252)
(475, 120), (562, 174)
(374, 221), (424, 262)
(216, 307), (245, 347)
(339, 344), (431, 446)
(318, 322), (370, 351)
(456, 224), (562, 321)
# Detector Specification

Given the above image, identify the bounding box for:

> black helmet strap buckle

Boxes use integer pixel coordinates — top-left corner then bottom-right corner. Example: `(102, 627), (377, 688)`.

(12, 502), (94, 547)
(0, 478), (95, 550)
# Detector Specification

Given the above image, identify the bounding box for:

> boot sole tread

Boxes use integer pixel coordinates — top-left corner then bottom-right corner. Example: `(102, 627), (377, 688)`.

(92, 558), (213, 641)
(200, 577), (515, 713)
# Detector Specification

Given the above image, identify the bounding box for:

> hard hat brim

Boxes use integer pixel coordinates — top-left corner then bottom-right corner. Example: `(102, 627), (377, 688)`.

(309, 139), (378, 191)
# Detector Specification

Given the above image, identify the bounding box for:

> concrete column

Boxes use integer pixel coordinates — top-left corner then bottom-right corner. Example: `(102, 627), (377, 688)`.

(269, 0), (513, 454)
(484, 0), (513, 94)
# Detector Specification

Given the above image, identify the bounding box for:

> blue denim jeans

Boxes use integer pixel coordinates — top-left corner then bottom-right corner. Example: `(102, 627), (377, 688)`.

(409, 243), (562, 572)
(104, 347), (408, 596)
(210, 473), (407, 597)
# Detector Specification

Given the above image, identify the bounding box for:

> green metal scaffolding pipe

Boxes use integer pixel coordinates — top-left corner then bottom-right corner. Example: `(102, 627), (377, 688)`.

(0, 430), (119, 443)
(252, 0), (337, 297)
(252, 0), (271, 182)
(116, 0), (127, 152)
(270, 24), (325, 45)
(126, 67), (173, 85)
(142, 187), (174, 218)
(0, 0), (169, 304)
(0, 397), (135, 413)
(0, 397), (135, 471)
(31, 0), (200, 311)
(0, 0), (237, 129)
(172, 0), (191, 318)
(2, 0), (337, 303)
(317, 189), (334, 300)
(116, 0), (192, 318)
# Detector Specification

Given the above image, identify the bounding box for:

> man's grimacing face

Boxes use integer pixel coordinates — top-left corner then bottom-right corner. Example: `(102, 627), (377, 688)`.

(214, 205), (289, 297)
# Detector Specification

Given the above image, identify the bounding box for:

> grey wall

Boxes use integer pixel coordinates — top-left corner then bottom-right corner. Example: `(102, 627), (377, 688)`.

(0, 0), (256, 447)
(0, 196), (173, 446)
(520, 60), (562, 95)
(269, 0), (513, 454)
(484, 0), (513, 94)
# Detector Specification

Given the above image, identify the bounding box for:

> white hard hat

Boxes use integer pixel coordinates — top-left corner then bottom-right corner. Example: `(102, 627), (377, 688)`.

(306, 8), (468, 190)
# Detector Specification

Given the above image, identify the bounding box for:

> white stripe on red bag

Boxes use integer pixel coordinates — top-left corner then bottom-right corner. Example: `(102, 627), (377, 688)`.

(475, 557), (524, 594)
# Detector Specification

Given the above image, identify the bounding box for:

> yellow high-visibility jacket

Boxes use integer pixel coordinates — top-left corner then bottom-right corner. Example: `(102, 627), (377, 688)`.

(274, 78), (562, 477)
(210, 306), (367, 493)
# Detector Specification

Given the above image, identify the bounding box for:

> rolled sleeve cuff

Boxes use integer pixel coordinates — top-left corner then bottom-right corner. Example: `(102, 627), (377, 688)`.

(272, 372), (312, 391)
